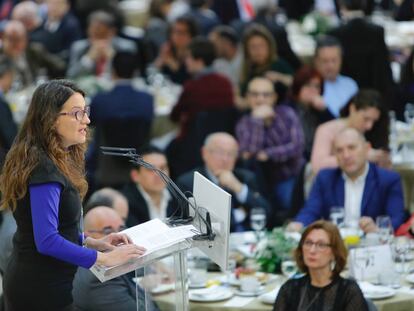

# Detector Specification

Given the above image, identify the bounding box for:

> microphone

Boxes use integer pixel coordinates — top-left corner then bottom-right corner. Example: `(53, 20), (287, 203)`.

(100, 146), (215, 241)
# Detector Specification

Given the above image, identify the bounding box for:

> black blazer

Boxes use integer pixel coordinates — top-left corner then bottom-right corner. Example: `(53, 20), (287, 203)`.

(122, 182), (177, 227)
(176, 167), (271, 232)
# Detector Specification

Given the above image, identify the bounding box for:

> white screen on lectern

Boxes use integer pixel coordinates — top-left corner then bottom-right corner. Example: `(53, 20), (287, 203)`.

(192, 172), (231, 271)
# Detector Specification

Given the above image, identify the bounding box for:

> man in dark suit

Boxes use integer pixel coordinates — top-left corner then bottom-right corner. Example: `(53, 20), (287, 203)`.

(87, 51), (154, 189)
(290, 128), (405, 233)
(66, 10), (136, 79)
(72, 206), (160, 311)
(35, 0), (82, 61)
(122, 147), (176, 227)
(176, 132), (270, 232)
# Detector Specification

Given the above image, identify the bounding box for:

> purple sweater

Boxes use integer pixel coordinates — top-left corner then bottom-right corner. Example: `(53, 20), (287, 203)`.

(30, 182), (97, 268)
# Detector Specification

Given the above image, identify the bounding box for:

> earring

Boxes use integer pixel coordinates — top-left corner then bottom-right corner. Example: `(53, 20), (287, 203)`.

(330, 260), (336, 271)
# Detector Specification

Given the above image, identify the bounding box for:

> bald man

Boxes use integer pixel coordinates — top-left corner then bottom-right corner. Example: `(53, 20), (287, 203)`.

(73, 207), (159, 311)
(176, 132), (270, 232)
(86, 187), (129, 222)
(0, 20), (65, 88)
(291, 127), (405, 233)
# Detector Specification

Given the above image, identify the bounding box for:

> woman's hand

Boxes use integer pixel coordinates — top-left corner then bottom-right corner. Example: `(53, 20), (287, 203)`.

(96, 244), (146, 267)
(85, 233), (132, 252)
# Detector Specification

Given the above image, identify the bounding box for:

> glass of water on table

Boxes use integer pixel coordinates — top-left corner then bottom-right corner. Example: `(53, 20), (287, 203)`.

(329, 206), (345, 228)
(250, 207), (267, 242)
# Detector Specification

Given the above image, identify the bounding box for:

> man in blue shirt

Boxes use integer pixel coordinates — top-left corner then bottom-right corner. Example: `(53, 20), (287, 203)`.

(314, 35), (358, 118)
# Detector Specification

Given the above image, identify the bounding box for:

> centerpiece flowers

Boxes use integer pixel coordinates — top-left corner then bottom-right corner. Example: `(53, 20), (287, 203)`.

(254, 228), (298, 273)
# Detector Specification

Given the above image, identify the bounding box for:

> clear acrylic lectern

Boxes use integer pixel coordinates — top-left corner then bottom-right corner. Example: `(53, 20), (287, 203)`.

(90, 172), (232, 311)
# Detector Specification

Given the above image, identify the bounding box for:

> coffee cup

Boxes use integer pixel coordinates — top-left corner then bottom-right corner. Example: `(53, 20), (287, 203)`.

(240, 276), (260, 292)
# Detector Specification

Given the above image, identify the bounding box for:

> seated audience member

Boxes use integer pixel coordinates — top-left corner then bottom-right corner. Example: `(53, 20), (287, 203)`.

(290, 128), (405, 233)
(1, 20), (66, 88)
(85, 188), (129, 222)
(36, 0), (82, 61)
(0, 56), (18, 167)
(274, 220), (368, 311)
(72, 207), (160, 311)
(240, 24), (293, 100)
(10, 1), (44, 43)
(154, 16), (198, 84)
(313, 35), (358, 118)
(176, 132), (270, 232)
(209, 25), (243, 87)
(67, 10), (136, 79)
(185, 0), (220, 36)
(236, 77), (304, 211)
(122, 147), (177, 227)
(0, 57), (18, 277)
(88, 51), (154, 189)
(170, 37), (234, 139)
(285, 65), (333, 160)
(167, 37), (235, 178)
(311, 89), (390, 174)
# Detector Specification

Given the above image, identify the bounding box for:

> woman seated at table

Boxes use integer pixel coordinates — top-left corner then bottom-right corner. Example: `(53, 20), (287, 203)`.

(273, 220), (368, 311)
(311, 89), (390, 174)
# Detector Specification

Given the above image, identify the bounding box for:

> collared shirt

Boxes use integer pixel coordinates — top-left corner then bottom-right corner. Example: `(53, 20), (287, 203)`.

(323, 75), (358, 117)
(205, 167), (248, 223)
(343, 162), (369, 227)
(212, 50), (242, 86)
(137, 184), (171, 221)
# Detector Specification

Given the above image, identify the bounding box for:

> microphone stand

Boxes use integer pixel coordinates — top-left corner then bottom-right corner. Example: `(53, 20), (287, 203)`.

(100, 146), (215, 241)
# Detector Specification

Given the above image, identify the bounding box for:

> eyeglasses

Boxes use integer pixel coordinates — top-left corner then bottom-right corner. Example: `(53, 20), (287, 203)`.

(247, 91), (274, 98)
(88, 225), (127, 235)
(303, 240), (331, 251)
(59, 106), (90, 121)
(208, 149), (238, 159)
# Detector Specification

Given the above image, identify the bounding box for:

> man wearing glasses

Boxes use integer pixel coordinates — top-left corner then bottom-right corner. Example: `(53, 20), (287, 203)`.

(72, 206), (159, 310)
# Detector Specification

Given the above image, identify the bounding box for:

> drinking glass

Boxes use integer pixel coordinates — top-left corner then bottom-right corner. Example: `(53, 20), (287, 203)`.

(329, 206), (345, 227)
(376, 215), (393, 244)
(392, 236), (410, 274)
(281, 260), (297, 279)
(404, 103), (414, 127)
(250, 207), (267, 241)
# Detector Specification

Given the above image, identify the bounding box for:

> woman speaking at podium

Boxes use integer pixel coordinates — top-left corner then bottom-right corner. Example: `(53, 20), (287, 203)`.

(0, 80), (145, 310)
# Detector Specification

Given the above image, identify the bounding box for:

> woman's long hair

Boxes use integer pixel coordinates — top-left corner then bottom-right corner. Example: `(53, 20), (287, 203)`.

(0, 80), (88, 211)
(241, 24), (277, 85)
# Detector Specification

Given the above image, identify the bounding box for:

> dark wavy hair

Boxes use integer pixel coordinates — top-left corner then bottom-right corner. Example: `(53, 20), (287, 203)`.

(0, 80), (88, 211)
(294, 220), (348, 278)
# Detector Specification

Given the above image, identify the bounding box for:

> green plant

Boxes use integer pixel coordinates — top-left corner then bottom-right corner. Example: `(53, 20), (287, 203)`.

(254, 228), (298, 273)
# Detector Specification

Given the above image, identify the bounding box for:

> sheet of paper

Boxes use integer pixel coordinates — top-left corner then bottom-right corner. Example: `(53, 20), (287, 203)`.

(121, 219), (199, 254)
(223, 296), (254, 307)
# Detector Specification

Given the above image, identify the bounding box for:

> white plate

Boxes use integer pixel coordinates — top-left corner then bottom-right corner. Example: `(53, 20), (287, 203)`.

(224, 273), (278, 286)
(234, 286), (266, 297)
(363, 287), (396, 300)
(151, 283), (175, 295)
(189, 286), (234, 302)
(405, 273), (414, 284)
(259, 287), (280, 305)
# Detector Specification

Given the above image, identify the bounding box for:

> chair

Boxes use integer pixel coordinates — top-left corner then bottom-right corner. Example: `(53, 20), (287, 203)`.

(93, 118), (151, 188)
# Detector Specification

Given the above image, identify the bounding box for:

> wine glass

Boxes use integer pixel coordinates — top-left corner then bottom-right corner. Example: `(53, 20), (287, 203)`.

(376, 215), (393, 244)
(352, 247), (372, 282)
(329, 206), (345, 227)
(250, 207), (267, 242)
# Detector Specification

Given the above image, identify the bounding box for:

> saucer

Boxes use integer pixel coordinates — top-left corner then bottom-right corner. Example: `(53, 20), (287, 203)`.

(235, 286), (266, 297)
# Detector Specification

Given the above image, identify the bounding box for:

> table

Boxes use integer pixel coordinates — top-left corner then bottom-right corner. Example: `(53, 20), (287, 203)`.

(152, 272), (414, 311)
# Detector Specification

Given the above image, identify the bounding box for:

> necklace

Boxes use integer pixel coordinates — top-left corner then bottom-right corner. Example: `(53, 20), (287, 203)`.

(297, 282), (323, 311)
